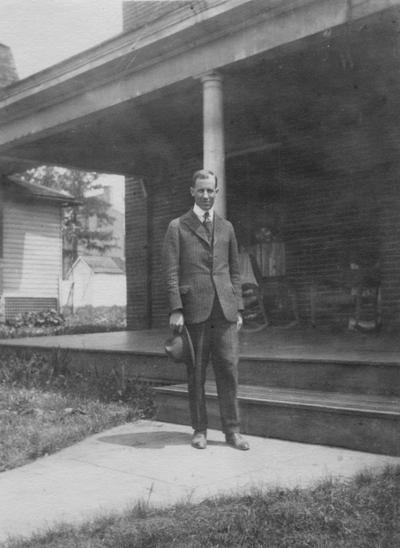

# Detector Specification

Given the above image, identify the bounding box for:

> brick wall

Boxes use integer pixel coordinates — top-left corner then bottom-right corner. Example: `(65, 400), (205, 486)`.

(283, 172), (381, 323)
(125, 176), (149, 329)
(125, 155), (200, 329)
(150, 157), (201, 328)
(126, 147), (400, 330)
(292, 167), (400, 326)
(126, 159), (400, 329)
(377, 168), (400, 325)
(227, 157), (400, 326)
(0, 181), (3, 323)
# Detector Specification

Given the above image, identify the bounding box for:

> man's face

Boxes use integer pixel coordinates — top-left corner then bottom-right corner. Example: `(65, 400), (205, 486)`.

(190, 176), (219, 211)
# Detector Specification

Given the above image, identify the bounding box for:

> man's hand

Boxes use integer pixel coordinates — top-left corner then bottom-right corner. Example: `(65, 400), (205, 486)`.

(236, 313), (243, 331)
(169, 310), (184, 332)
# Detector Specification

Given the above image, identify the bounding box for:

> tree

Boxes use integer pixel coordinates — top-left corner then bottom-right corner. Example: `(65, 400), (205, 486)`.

(18, 166), (117, 275)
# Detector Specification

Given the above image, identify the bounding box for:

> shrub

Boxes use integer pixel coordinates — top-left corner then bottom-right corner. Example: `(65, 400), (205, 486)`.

(9, 309), (65, 329)
(0, 306), (127, 339)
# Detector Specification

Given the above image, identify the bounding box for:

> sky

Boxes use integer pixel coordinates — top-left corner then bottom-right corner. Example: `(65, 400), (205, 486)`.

(0, 0), (126, 211)
(0, 0), (123, 78)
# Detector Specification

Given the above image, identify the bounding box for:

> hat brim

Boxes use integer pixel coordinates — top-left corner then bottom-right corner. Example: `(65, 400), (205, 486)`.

(164, 325), (195, 368)
(182, 325), (195, 368)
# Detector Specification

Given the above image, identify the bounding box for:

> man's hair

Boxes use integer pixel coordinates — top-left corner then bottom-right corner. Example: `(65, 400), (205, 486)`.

(191, 169), (218, 188)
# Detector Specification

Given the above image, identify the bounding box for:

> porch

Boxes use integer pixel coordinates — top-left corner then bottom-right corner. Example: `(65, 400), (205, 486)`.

(2, 326), (399, 456)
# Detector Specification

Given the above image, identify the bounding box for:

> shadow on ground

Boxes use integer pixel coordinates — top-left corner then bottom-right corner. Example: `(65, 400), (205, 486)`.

(98, 431), (226, 449)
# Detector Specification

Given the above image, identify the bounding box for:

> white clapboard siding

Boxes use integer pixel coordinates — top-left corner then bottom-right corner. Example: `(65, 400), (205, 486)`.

(3, 201), (62, 298)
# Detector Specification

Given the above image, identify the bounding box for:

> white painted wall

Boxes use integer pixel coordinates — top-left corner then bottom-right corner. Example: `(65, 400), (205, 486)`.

(67, 260), (93, 307)
(92, 274), (126, 307)
(65, 259), (126, 308)
(3, 200), (62, 299)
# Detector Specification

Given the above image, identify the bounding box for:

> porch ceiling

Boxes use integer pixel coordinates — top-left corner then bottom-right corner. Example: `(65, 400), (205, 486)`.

(1, 5), (400, 179)
(229, 9), (400, 178)
(0, 79), (204, 176)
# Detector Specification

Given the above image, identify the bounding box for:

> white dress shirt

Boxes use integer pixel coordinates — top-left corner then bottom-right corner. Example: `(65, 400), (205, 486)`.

(193, 203), (214, 224)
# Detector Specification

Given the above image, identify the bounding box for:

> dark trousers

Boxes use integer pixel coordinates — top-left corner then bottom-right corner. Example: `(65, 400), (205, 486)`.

(186, 298), (240, 435)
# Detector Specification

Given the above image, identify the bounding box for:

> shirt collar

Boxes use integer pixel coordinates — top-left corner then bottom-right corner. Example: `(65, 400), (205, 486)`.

(193, 203), (214, 221)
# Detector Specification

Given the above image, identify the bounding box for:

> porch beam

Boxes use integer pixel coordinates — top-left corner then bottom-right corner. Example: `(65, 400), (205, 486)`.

(226, 142), (282, 159)
(0, 0), (397, 156)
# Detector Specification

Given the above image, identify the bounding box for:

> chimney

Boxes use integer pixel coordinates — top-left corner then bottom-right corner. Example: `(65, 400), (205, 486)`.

(0, 43), (18, 88)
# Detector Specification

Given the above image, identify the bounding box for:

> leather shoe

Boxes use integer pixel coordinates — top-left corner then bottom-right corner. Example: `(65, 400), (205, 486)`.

(225, 433), (250, 451)
(191, 431), (207, 449)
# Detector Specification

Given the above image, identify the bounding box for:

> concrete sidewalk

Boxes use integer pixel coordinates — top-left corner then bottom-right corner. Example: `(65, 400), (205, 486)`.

(2, 420), (400, 545)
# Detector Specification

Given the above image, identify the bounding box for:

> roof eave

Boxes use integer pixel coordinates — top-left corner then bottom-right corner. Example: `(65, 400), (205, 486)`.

(0, 0), (317, 122)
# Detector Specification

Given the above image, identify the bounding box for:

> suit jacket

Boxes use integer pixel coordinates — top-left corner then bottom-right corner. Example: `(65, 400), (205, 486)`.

(162, 208), (243, 324)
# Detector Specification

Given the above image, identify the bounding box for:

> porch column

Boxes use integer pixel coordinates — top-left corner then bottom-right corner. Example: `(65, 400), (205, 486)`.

(200, 71), (226, 217)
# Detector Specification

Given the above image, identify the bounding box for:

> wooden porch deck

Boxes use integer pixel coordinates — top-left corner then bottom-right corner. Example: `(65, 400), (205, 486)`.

(1, 326), (399, 365)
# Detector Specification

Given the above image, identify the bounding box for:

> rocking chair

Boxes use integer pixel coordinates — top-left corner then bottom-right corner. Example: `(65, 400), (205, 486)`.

(239, 251), (269, 332)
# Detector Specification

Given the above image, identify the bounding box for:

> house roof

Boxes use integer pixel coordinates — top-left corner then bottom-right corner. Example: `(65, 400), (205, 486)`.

(77, 255), (126, 275)
(4, 175), (80, 206)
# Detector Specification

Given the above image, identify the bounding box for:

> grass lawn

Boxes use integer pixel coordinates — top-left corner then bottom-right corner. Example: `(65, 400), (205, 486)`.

(5, 465), (400, 547)
(0, 385), (135, 472)
(0, 349), (154, 472)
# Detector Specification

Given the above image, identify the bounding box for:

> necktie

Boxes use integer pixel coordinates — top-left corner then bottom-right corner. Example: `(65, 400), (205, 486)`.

(203, 211), (212, 237)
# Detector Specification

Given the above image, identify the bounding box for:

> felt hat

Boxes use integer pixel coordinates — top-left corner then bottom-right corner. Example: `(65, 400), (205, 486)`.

(164, 325), (195, 367)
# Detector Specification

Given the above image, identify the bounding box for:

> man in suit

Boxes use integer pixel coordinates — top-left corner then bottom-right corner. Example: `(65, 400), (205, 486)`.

(162, 169), (249, 450)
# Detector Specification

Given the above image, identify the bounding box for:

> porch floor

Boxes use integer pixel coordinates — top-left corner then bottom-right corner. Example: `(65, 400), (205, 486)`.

(1, 325), (399, 365)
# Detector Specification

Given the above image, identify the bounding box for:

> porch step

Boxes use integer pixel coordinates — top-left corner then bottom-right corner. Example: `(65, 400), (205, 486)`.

(154, 382), (400, 456)
(238, 357), (400, 396)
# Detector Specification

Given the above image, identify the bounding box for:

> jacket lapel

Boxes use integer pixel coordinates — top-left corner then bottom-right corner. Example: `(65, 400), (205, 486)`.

(180, 209), (210, 246)
(213, 213), (224, 247)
